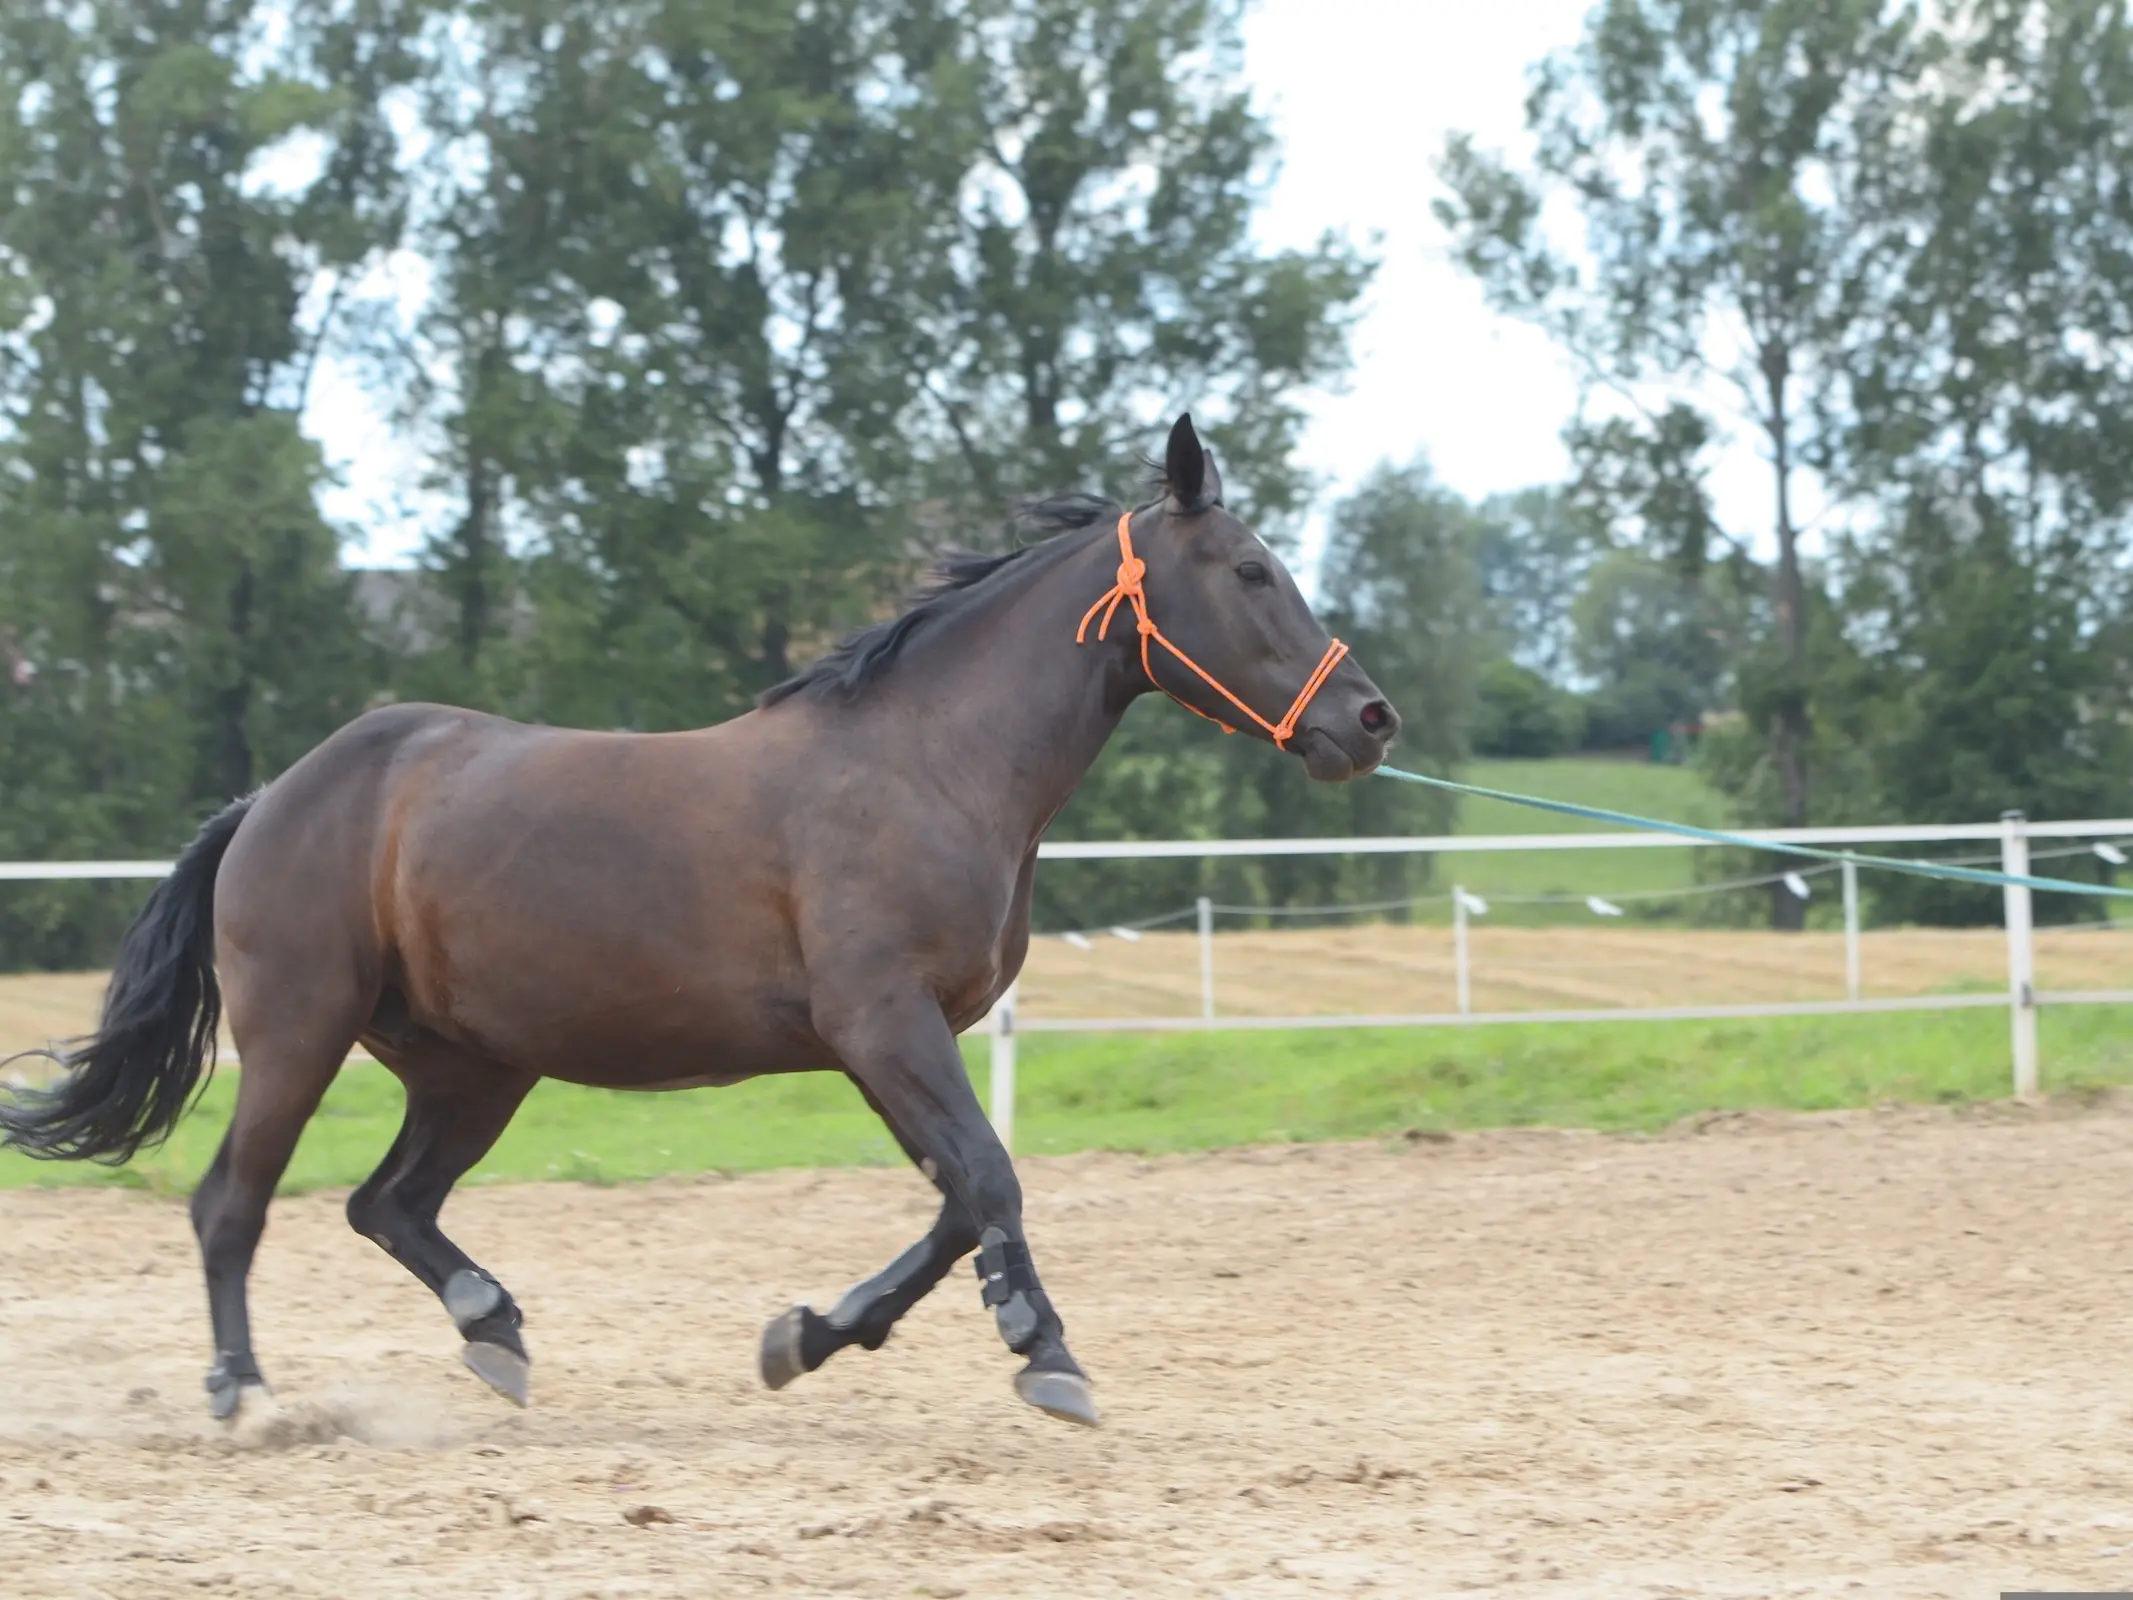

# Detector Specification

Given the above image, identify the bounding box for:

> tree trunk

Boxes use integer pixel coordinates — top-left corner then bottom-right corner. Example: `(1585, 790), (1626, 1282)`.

(452, 336), (506, 672)
(455, 454), (493, 671)
(204, 563), (255, 801)
(751, 418), (792, 689)
(759, 606), (791, 685)
(1765, 342), (1809, 932)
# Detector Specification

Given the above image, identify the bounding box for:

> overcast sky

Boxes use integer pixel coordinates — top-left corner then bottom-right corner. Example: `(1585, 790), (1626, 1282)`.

(311, 0), (1781, 570)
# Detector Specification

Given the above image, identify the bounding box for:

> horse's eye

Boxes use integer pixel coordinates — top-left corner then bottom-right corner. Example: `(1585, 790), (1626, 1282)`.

(1237, 561), (1270, 585)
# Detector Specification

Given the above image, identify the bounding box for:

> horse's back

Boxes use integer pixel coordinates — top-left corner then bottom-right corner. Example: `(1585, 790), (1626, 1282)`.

(203, 704), (505, 1055)
(226, 701), (820, 1080)
(207, 695), (1003, 1083)
(217, 700), (522, 923)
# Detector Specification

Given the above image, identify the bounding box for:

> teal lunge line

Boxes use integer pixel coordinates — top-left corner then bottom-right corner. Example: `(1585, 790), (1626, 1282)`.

(1373, 764), (2133, 901)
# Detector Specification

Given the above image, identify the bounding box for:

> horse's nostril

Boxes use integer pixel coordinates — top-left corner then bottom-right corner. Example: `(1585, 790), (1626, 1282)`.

(1360, 700), (1396, 736)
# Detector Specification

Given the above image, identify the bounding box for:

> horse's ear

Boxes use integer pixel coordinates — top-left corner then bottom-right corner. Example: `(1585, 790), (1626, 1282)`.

(1163, 412), (1210, 510)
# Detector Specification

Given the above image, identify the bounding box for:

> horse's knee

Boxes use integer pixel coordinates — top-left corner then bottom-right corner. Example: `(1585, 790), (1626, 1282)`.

(957, 1148), (1022, 1225)
(187, 1176), (217, 1244)
(344, 1177), (393, 1246)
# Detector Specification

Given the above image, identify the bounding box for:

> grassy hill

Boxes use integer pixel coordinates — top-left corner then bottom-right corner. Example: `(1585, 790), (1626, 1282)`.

(1417, 756), (1749, 925)
(1456, 756), (1731, 837)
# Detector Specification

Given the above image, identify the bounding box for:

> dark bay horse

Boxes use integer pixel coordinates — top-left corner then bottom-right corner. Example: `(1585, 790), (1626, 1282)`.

(1, 414), (1398, 1428)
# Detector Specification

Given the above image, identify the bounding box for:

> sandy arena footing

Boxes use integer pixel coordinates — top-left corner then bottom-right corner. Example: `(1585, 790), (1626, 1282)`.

(4, 1098), (2132, 1597)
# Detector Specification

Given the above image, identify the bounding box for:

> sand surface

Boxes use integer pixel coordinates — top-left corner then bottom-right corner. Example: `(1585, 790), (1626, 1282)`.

(5, 1100), (2133, 1597)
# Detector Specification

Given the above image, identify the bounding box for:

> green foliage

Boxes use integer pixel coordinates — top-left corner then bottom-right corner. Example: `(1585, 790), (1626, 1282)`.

(1437, 0), (1926, 929)
(1806, 1), (2133, 917)
(0, 0), (407, 967)
(1471, 485), (1598, 682)
(1438, 0), (2133, 939)
(4, 0), (2133, 980)
(398, 0), (983, 709)
(390, 0), (1373, 725)
(1827, 493), (2132, 926)
(1570, 549), (1747, 749)
(926, 0), (1372, 523)
(1316, 463), (1483, 784)
(1471, 660), (1583, 759)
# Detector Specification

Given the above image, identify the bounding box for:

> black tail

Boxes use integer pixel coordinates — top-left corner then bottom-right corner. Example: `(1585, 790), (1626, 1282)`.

(0, 795), (255, 1164)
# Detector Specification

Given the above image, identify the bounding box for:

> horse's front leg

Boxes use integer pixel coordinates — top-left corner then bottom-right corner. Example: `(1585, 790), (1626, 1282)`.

(765, 984), (1096, 1426)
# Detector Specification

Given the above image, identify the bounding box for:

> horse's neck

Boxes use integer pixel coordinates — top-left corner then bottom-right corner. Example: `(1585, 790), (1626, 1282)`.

(901, 533), (1142, 847)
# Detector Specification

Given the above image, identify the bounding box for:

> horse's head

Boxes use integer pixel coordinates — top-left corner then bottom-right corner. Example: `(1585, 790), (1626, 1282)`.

(1095, 414), (1400, 782)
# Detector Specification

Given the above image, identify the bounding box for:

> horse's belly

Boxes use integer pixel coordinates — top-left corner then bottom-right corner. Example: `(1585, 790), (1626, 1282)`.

(386, 801), (817, 1080)
(386, 885), (817, 1083)
(424, 975), (819, 1083)
(579, 1059), (827, 1092)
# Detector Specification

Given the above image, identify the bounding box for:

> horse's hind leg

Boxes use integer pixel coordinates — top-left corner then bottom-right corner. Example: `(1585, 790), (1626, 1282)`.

(190, 1027), (355, 1421)
(760, 1086), (978, 1388)
(345, 1041), (537, 1405)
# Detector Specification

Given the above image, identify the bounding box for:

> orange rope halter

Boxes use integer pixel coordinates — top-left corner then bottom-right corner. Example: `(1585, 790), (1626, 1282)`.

(1074, 511), (1349, 748)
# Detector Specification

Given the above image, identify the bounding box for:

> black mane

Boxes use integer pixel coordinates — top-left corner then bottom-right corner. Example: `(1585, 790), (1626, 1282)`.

(758, 493), (1128, 708)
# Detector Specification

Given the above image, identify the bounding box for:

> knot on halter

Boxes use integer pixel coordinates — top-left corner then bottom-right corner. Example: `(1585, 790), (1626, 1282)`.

(1073, 509), (1349, 749)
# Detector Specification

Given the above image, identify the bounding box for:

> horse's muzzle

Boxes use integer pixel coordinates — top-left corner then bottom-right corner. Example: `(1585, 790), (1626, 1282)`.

(1295, 692), (1399, 782)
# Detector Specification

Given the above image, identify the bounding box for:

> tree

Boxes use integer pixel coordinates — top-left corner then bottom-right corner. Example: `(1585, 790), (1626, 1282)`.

(1827, 2), (2133, 537)
(0, 0), (412, 965)
(1471, 486), (1598, 684)
(1273, 461), (1484, 912)
(1810, 0), (2133, 921)
(913, 0), (1370, 527)
(1570, 548), (1747, 750)
(399, 0), (1368, 735)
(1436, 0), (1923, 926)
(390, 0), (961, 717)
(1837, 487), (2133, 925)
(1470, 659), (1583, 759)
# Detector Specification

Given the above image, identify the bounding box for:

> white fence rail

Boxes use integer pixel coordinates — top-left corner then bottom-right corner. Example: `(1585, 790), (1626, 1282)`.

(8, 811), (2133, 1152)
(975, 810), (2133, 1149)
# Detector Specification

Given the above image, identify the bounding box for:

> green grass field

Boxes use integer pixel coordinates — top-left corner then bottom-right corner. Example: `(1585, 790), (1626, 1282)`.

(6, 1006), (2127, 1197)
(1418, 756), (1735, 923)
(1458, 756), (1731, 838)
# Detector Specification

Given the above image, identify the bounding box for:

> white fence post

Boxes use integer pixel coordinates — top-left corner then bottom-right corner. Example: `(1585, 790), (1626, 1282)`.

(2001, 810), (2039, 1100)
(1453, 884), (1471, 1016)
(1196, 895), (1215, 1020)
(989, 980), (1018, 1153)
(1841, 858), (1861, 1003)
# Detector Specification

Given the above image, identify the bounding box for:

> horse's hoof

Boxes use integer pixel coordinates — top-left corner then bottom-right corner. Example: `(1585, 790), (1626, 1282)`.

(208, 1379), (271, 1424)
(1014, 1367), (1100, 1428)
(206, 1356), (270, 1424)
(462, 1339), (531, 1407)
(760, 1306), (816, 1391)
